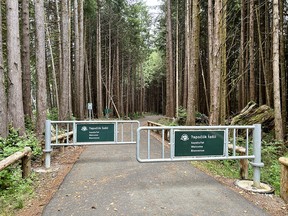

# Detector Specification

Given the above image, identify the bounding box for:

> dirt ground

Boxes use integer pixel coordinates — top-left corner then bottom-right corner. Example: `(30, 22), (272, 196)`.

(16, 145), (287, 216)
(16, 146), (85, 216)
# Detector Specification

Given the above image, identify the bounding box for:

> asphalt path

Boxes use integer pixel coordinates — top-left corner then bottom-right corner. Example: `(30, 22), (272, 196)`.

(43, 116), (269, 216)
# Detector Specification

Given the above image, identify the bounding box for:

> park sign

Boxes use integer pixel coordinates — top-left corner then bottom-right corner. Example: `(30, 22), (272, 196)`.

(174, 130), (225, 157)
(76, 123), (115, 143)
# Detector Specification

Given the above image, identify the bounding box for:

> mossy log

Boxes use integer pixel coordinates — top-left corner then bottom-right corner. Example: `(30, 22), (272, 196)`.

(231, 101), (274, 132)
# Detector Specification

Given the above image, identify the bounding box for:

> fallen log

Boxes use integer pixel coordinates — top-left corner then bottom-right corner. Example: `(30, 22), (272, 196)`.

(231, 101), (274, 133)
(51, 131), (73, 143)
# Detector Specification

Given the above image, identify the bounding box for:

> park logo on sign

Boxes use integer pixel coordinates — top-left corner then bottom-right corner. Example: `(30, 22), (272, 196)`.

(180, 134), (189, 142)
(81, 126), (88, 132)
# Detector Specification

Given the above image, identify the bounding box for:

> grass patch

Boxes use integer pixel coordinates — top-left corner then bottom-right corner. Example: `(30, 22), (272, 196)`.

(0, 168), (38, 215)
(191, 139), (287, 195)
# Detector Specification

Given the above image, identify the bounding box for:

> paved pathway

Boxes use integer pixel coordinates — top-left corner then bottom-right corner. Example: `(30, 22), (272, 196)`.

(43, 116), (269, 216)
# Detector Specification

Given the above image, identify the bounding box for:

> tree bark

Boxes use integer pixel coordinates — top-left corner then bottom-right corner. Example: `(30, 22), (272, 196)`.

(46, 25), (59, 109)
(78, 0), (85, 119)
(238, 0), (247, 111)
(183, 0), (190, 109)
(279, 0), (286, 135)
(6, 0), (25, 135)
(21, 0), (32, 119)
(272, 0), (283, 141)
(208, 0), (213, 107)
(209, 0), (222, 125)
(165, 0), (175, 117)
(220, 0), (227, 125)
(186, 0), (200, 125)
(74, 0), (80, 117)
(96, 0), (103, 118)
(0, 0), (7, 138)
(249, 0), (255, 101)
(264, 1), (272, 107)
(59, 0), (70, 121)
(175, 1), (179, 117)
(35, 0), (47, 138)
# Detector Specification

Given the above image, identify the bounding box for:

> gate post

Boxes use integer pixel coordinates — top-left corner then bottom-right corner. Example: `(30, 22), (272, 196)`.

(44, 120), (52, 169)
(251, 124), (264, 188)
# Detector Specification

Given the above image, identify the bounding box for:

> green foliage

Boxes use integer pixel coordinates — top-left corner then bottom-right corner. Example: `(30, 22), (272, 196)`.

(192, 137), (288, 195)
(175, 107), (208, 126)
(24, 116), (35, 132)
(177, 106), (187, 125)
(0, 128), (41, 160)
(0, 128), (41, 214)
(47, 107), (58, 121)
(143, 50), (165, 87)
(0, 127), (41, 188)
(0, 173), (35, 214)
(158, 117), (178, 126)
(129, 112), (144, 120)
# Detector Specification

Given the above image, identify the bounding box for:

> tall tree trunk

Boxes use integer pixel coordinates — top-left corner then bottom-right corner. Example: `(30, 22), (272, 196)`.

(96, 0), (103, 118)
(6, 0), (25, 135)
(126, 56), (131, 116)
(56, 0), (62, 110)
(220, 0), (227, 125)
(264, 1), (272, 107)
(279, 0), (286, 135)
(175, 1), (179, 117)
(107, 7), (112, 111)
(46, 24), (59, 109)
(68, 2), (72, 117)
(74, 0), (80, 117)
(59, 0), (70, 120)
(209, 0), (222, 125)
(21, 0), (32, 119)
(256, 7), (269, 107)
(165, 0), (175, 117)
(35, 0), (47, 138)
(238, 0), (246, 110)
(120, 56), (124, 116)
(272, 0), (283, 141)
(78, 0), (84, 119)
(115, 31), (120, 114)
(183, 0), (190, 108)
(186, 0), (200, 125)
(249, 0), (255, 101)
(0, 0), (7, 138)
(208, 0), (213, 107)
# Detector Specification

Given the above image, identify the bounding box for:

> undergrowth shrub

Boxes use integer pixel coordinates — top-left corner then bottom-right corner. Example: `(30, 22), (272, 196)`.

(0, 128), (42, 214)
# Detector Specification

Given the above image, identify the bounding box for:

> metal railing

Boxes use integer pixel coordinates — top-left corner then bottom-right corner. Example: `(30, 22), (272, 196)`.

(44, 120), (140, 168)
(137, 124), (264, 187)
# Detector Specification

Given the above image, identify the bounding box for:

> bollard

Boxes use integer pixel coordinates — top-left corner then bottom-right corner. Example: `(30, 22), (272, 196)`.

(251, 124), (264, 188)
(44, 120), (52, 169)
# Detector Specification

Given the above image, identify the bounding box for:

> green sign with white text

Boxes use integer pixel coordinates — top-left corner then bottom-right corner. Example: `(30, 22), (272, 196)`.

(174, 130), (225, 157)
(76, 123), (115, 143)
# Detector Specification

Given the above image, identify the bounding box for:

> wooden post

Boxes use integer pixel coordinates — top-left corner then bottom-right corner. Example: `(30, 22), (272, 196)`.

(279, 157), (288, 203)
(0, 147), (32, 178)
(239, 152), (249, 180)
(22, 147), (32, 178)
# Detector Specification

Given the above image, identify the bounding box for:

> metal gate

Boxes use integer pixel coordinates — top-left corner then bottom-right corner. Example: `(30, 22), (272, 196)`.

(44, 120), (140, 168)
(136, 124), (264, 187)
